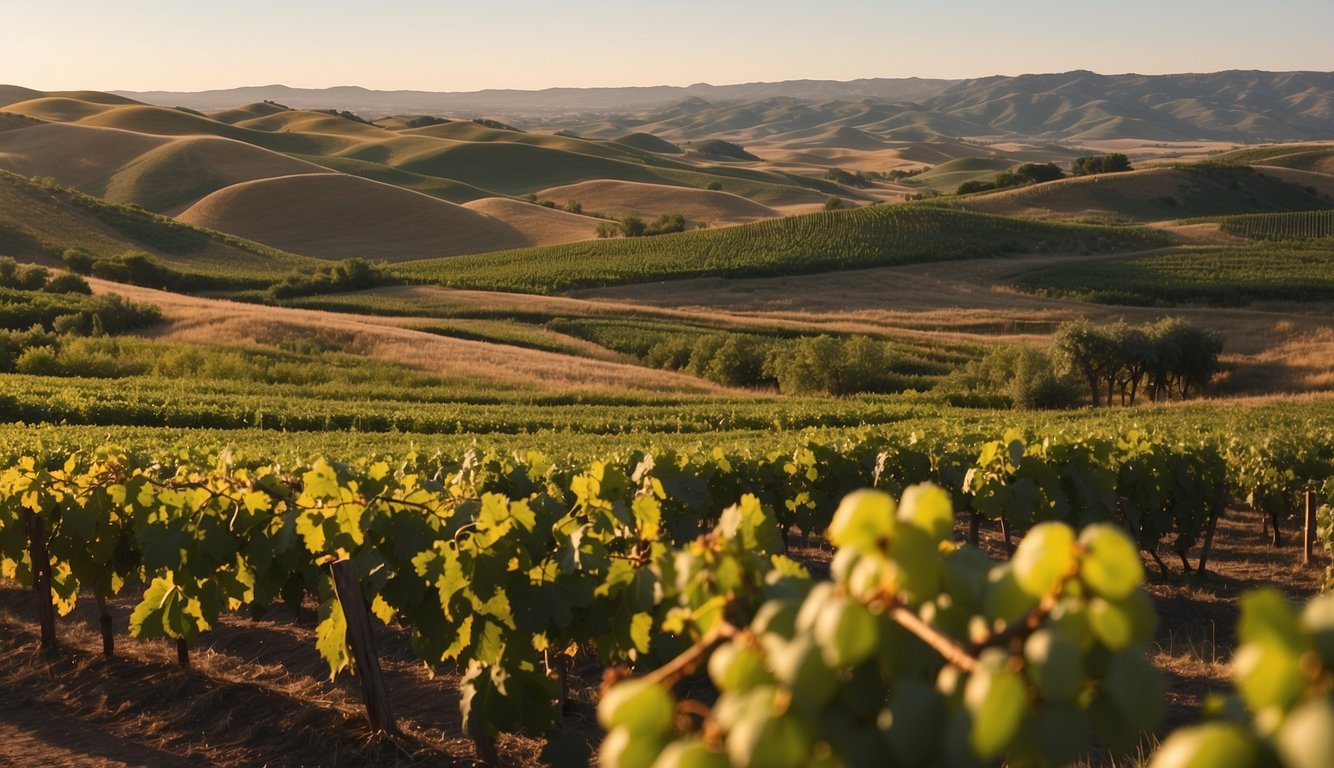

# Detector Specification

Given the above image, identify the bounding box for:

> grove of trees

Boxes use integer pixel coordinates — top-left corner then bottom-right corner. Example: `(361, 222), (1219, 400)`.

(1070, 152), (1133, 176)
(1051, 318), (1222, 406)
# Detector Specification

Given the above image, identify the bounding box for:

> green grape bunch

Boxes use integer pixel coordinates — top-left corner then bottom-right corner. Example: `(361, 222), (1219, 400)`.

(598, 485), (1164, 768)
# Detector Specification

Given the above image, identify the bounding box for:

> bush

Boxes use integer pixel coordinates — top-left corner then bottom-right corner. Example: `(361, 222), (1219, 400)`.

(1009, 347), (1081, 409)
(43, 272), (92, 295)
(764, 335), (900, 395)
(940, 345), (1079, 409)
(823, 196), (843, 211)
(646, 214), (686, 236)
(266, 258), (392, 300)
(14, 346), (61, 376)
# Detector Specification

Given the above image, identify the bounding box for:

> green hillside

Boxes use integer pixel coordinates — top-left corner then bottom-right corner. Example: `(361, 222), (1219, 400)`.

(1207, 144), (1334, 172)
(0, 170), (315, 286)
(952, 165), (1332, 222)
(903, 157), (1014, 193)
(1013, 241), (1334, 306)
(396, 204), (1168, 293)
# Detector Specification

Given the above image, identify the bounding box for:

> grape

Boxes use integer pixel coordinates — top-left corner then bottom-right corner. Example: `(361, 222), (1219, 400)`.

(1078, 524), (1144, 599)
(1011, 522), (1075, 598)
(601, 726), (669, 768)
(769, 637), (837, 708)
(1023, 629), (1083, 701)
(1300, 592), (1334, 666)
(725, 709), (813, 768)
(897, 483), (955, 543)
(1275, 698), (1334, 768)
(1149, 723), (1259, 768)
(1087, 592), (1156, 651)
(1232, 641), (1306, 712)
(598, 678), (676, 736)
(827, 489), (895, 554)
(708, 641), (773, 692)
(650, 739), (730, 768)
(751, 599), (800, 637)
(889, 523), (943, 603)
(963, 665), (1027, 759)
(813, 596), (879, 668)
(984, 566), (1039, 626)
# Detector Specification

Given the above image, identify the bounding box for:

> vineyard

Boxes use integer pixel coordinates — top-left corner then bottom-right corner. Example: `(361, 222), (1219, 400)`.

(1, 418), (1331, 766)
(1012, 242), (1334, 306)
(394, 206), (1167, 294)
(1215, 211), (1334, 241)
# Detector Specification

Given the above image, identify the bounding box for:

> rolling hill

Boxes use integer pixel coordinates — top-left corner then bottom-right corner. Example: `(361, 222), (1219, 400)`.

(537, 179), (780, 224)
(175, 173), (532, 261)
(0, 169), (314, 284)
(950, 165), (1334, 221)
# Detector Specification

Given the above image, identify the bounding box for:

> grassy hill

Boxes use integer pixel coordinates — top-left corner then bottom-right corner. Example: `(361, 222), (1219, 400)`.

(536, 179), (779, 223)
(88, 137), (332, 213)
(903, 157), (1014, 194)
(1, 89), (832, 217)
(395, 204), (1168, 293)
(176, 173), (531, 261)
(951, 165), (1333, 222)
(0, 170), (314, 286)
(1207, 144), (1334, 173)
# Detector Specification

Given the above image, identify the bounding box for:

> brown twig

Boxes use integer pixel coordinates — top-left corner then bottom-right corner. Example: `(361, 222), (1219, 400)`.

(642, 623), (738, 687)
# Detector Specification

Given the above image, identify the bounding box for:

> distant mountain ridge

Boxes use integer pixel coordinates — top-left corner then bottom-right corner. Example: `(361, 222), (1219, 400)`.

(112, 78), (958, 116)
(110, 70), (1334, 142)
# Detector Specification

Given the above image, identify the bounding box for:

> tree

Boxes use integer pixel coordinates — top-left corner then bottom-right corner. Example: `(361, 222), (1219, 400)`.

(823, 196), (843, 211)
(1015, 163), (1065, 183)
(1051, 319), (1121, 406)
(645, 213), (686, 236)
(1071, 153), (1132, 176)
(619, 216), (647, 237)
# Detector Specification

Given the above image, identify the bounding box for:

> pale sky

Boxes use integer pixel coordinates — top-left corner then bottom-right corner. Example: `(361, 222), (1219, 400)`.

(3, 0), (1332, 92)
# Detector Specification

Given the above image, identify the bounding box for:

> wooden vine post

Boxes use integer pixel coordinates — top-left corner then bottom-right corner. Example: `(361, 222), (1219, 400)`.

(328, 558), (396, 734)
(1197, 483), (1227, 576)
(96, 594), (114, 656)
(26, 510), (57, 652)
(1304, 490), (1317, 567)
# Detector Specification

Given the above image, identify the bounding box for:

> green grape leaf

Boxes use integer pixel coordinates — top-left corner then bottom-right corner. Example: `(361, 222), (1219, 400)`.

(315, 596), (349, 679)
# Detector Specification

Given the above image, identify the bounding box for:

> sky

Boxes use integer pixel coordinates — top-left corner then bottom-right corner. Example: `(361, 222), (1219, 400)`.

(3, 0), (1332, 92)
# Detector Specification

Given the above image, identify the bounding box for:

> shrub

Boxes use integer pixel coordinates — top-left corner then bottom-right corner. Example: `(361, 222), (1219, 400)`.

(43, 272), (92, 295)
(14, 346), (61, 376)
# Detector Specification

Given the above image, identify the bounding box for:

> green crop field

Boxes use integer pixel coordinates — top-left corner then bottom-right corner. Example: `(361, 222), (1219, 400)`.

(1211, 210), (1334, 240)
(395, 205), (1167, 293)
(1012, 242), (1334, 305)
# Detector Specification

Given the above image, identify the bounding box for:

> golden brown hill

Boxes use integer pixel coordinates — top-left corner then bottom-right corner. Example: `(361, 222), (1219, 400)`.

(461, 198), (602, 246)
(96, 136), (334, 213)
(537, 179), (779, 224)
(0, 122), (166, 187)
(176, 173), (529, 261)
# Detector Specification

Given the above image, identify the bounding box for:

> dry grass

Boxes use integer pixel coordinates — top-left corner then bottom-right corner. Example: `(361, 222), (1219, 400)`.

(0, 122), (166, 187)
(176, 174), (531, 261)
(535, 179), (779, 225)
(580, 255), (1334, 397)
(461, 198), (602, 246)
(91, 278), (730, 395)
